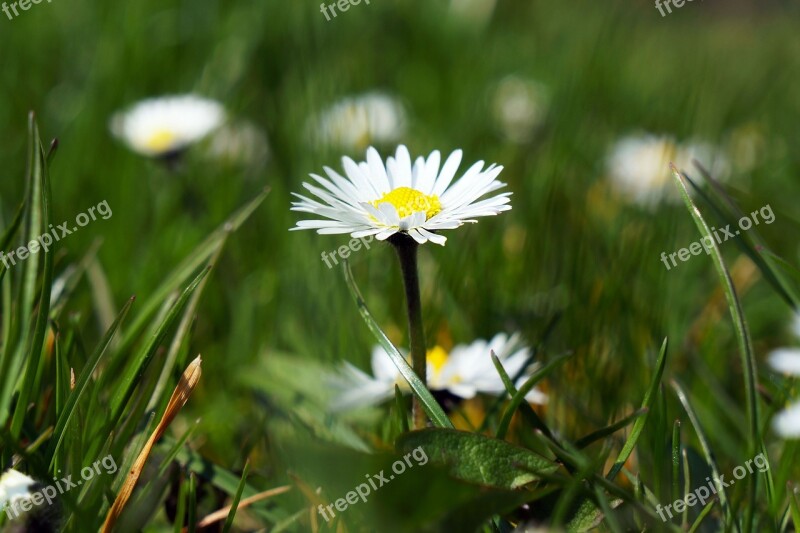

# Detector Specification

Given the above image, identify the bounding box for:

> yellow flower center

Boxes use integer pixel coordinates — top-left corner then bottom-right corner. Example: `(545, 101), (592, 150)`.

(426, 345), (449, 374)
(371, 187), (442, 220)
(143, 129), (179, 153)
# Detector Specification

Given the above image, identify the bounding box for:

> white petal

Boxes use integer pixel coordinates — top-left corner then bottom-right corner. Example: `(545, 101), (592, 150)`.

(769, 348), (800, 376)
(773, 402), (800, 438)
(416, 150), (441, 194)
(432, 149), (463, 196)
(0, 469), (36, 508)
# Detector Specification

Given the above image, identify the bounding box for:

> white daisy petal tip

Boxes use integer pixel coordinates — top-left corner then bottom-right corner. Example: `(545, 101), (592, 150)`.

(110, 94), (225, 158)
(291, 146), (510, 246)
(773, 402), (800, 439)
(768, 348), (800, 376)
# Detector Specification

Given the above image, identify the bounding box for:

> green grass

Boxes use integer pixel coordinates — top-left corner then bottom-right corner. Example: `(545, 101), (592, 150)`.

(1, 0), (800, 531)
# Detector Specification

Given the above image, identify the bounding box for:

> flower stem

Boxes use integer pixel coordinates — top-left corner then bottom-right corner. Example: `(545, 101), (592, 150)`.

(390, 234), (428, 430)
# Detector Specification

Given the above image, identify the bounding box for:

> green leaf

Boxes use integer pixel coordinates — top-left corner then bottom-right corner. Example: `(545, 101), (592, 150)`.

(222, 460), (250, 533)
(48, 296), (136, 467)
(671, 379), (733, 527)
(789, 484), (800, 533)
(10, 116), (55, 439)
(671, 165), (772, 528)
(491, 351), (556, 440)
(396, 428), (556, 489)
(496, 351), (570, 440)
(605, 337), (667, 481)
(686, 164), (798, 307)
(108, 267), (210, 425)
(575, 408), (648, 450)
(343, 260), (453, 429)
(116, 188), (269, 353)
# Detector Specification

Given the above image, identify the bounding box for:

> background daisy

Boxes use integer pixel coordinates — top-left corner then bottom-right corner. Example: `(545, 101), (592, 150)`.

(768, 311), (800, 438)
(110, 94), (225, 157)
(328, 333), (547, 412)
(310, 92), (407, 151)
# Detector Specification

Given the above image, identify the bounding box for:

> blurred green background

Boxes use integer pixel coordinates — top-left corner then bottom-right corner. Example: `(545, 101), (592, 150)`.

(1, 0), (800, 529)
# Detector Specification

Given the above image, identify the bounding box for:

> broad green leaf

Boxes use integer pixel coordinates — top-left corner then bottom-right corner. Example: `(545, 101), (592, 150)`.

(396, 428), (556, 489)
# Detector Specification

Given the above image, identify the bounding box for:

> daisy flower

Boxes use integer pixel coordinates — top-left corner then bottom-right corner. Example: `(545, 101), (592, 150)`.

(311, 92), (407, 151)
(606, 133), (728, 207)
(491, 76), (549, 144)
(0, 468), (36, 514)
(674, 140), (730, 182)
(606, 134), (680, 207)
(449, 0), (497, 26)
(110, 94), (225, 157)
(768, 311), (800, 438)
(328, 333), (548, 411)
(291, 145), (511, 245)
(204, 120), (270, 171)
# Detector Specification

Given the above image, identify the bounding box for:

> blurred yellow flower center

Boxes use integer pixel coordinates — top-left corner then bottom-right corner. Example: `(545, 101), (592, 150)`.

(144, 129), (179, 153)
(426, 345), (449, 374)
(371, 187), (441, 220)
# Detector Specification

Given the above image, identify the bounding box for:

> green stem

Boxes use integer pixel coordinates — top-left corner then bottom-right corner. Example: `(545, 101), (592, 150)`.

(390, 234), (428, 429)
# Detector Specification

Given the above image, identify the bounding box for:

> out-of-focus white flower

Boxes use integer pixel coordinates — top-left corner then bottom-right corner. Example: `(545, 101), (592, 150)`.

(769, 348), (800, 375)
(491, 76), (549, 144)
(773, 403), (800, 438)
(204, 120), (269, 170)
(674, 140), (730, 182)
(768, 312), (800, 438)
(311, 92), (406, 151)
(449, 0), (497, 26)
(606, 134), (678, 206)
(327, 333), (547, 411)
(492, 76), (549, 144)
(110, 95), (225, 157)
(726, 123), (766, 173)
(0, 469), (36, 512)
(606, 133), (728, 207)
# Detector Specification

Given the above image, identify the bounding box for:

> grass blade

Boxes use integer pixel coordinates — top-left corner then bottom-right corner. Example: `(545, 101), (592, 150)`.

(496, 352), (570, 440)
(606, 337), (667, 482)
(48, 296), (135, 465)
(342, 260), (453, 429)
(671, 165), (771, 529)
(671, 378), (734, 528)
(222, 460), (250, 533)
